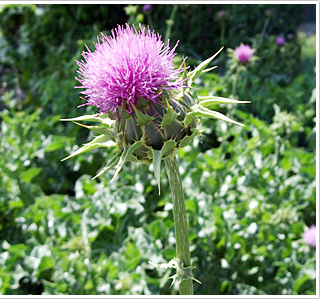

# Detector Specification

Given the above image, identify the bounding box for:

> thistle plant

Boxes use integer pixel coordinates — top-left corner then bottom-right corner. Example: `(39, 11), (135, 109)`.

(62, 23), (249, 295)
(215, 10), (229, 47)
(227, 44), (257, 99)
(276, 36), (286, 46)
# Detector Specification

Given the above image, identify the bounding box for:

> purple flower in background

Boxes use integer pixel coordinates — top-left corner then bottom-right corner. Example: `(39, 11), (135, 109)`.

(142, 4), (152, 12)
(76, 24), (184, 117)
(217, 10), (227, 17)
(266, 8), (275, 17)
(276, 36), (286, 46)
(303, 225), (316, 248)
(216, 10), (229, 20)
(234, 44), (254, 63)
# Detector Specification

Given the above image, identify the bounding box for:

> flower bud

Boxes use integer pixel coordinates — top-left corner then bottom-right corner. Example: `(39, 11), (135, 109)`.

(116, 94), (196, 162)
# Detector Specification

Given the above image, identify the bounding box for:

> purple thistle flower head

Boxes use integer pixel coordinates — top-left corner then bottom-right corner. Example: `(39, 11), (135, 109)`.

(303, 225), (316, 248)
(216, 10), (229, 20)
(234, 44), (254, 64)
(276, 36), (286, 46)
(217, 10), (227, 17)
(142, 4), (152, 12)
(75, 23), (184, 118)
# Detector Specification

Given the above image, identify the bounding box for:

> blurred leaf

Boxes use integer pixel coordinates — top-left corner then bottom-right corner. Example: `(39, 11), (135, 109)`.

(20, 167), (41, 183)
(37, 256), (54, 280)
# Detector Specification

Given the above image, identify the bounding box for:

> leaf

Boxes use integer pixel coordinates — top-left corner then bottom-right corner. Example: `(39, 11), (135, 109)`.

(198, 96), (251, 107)
(294, 274), (311, 294)
(152, 140), (176, 194)
(20, 167), (41, 183)
(187, 47), (223, 85)
(92, 153), (121, 180)
(110, 140), (143, 183)
(72, 122), (117, 139)
(8, 198), (24, 209)
(37, 256), (54, 280)
(60, 114), (115, 126)
(201, 65), (218, 74)
(44, 140), (67, 152)
(185, 104), (245, 127)
(123, 242), (141, 271)
(38, 256), (54, 272)
(60, 114), (99, 121)
(61, 135), (115, 161)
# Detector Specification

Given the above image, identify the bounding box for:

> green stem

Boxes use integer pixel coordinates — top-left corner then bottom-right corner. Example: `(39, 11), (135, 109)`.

(232, 66), (241, 99)
(147, 12), (154, 30)
(220, 20), (225, 47)
(165, 154), (194, 295)
(257, 16), (270, 50)
(165, 4), (178, 42)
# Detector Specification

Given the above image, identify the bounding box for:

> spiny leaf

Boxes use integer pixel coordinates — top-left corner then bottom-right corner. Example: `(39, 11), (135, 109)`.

(187, 47), (223, 85)
(110, 140), (143, 183)
(185, 104), (245, 127)
(92, 153), (121, 180)
(60, 114), (99, 122)
(98, 113), (116, 125)
(61, 135), (115, 161)
(201, 65), (218, 74)
(72, 122), (117, 139)
(60, 114), (114, 126)
(199, 96), (251, 107)
(152, 140), (176, 194)
(196, 104), (245, 126)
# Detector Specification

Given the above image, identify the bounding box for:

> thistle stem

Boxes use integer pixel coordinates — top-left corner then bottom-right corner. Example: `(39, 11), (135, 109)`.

(257, 16), (270, 50)
(220, 20), (225, 47)
(165, 154), (194, 295)
(165, 4), (178, 42)
(231, 66), (241, 99)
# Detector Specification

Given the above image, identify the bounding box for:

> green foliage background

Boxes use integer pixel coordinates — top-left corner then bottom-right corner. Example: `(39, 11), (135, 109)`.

(0, 3), (317, 295)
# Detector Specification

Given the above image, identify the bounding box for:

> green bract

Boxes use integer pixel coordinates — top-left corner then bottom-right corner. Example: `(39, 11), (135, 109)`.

(61, 48), (250, 192)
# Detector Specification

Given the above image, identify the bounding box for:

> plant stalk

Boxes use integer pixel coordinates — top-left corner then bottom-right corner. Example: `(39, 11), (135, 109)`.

(164, 4), (178, 42)
(165, 154), (194, 295)
(220, 20), (225, 47)
(231, 66), (241, 99)
(257, 16), (270, 50)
